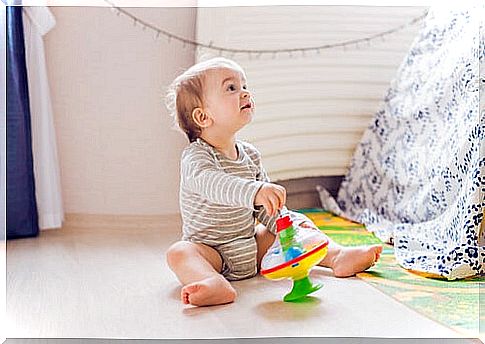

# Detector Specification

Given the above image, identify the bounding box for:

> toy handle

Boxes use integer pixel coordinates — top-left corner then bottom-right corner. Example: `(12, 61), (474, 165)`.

(278, 206), (290, 217)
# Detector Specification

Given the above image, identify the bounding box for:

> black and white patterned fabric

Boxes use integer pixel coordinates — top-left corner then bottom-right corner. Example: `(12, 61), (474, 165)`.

(318, 6), (484, 279)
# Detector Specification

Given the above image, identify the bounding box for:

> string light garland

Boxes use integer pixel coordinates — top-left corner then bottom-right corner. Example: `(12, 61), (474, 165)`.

(104, 0), (428, 59)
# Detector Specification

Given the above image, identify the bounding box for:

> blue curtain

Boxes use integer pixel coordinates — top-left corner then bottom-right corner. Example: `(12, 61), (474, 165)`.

(7, 6), (39, 239)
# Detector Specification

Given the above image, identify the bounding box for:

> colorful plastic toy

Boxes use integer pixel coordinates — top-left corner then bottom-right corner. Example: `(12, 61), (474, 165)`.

(260, 207), (329, 302)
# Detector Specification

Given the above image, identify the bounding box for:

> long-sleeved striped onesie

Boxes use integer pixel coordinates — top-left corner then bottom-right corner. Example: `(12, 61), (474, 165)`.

(179, 138), (277, 281)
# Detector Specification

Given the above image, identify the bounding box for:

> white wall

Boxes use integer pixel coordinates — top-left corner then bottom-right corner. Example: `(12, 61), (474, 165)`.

(197, 6), (425, 180)
(44, 5), (425, 216)
(44, 7), (196, 215)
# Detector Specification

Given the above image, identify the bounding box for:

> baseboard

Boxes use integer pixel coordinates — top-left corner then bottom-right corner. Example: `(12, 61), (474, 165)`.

(63, 213), (181, 231)
(278, 175), (344, 210)
(62, 176), (343, 229)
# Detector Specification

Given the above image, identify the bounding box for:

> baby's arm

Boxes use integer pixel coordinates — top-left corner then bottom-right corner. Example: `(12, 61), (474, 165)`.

(182, 148), (265, 209)
(253, 152), (286, 229)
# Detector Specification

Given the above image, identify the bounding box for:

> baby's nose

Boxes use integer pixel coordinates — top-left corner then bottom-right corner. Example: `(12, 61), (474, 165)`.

(241, 90), (250, 98)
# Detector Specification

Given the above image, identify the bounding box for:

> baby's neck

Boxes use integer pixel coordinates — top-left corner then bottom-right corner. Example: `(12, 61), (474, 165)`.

(201, 134), (238, 160)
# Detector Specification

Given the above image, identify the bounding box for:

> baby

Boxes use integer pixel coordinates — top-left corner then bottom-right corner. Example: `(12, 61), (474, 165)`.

(165, 57), (382, 307)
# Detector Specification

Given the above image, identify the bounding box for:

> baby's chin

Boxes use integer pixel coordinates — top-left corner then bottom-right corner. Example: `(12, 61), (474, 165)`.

(238, 113), (253, 130)
(245, 111), (255, 123)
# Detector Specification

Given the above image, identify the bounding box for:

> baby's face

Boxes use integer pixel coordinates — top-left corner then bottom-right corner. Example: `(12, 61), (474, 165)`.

(203, 67), (255, 135)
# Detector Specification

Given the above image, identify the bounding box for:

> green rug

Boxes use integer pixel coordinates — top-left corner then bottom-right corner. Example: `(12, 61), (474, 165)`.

(300, 208), (483, 337)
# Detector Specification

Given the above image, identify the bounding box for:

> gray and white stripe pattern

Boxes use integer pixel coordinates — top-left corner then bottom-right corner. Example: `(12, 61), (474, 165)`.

(180, 138), (277, 280)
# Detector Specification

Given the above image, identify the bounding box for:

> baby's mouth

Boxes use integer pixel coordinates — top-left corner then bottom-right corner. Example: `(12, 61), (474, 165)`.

(240, 103), (252, 110)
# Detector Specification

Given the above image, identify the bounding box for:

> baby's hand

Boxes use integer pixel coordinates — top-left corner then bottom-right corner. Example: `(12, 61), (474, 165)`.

(254, 183), (286, 217)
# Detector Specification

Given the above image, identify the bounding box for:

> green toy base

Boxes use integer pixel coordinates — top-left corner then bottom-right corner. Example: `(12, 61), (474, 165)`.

(283, 276), (322, 302)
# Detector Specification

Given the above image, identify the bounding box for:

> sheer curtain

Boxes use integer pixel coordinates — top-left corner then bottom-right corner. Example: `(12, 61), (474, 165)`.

(23, 7), (63, 229)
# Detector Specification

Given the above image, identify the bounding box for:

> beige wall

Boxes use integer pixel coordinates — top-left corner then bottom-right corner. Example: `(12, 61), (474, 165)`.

(44, 7), (196, 215)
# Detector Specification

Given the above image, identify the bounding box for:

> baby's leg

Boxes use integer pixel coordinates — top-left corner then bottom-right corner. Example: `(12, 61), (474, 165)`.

(255, 223), (276, 268)
(295, 216), (382, 276)
(255, 222), (382, 277)
(319, 240), (382, 277)
(166, 241), (236, 306)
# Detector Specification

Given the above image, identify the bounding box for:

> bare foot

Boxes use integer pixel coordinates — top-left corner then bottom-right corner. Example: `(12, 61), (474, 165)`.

(330, 245), (383, 278)
(181, 275), (237, 306)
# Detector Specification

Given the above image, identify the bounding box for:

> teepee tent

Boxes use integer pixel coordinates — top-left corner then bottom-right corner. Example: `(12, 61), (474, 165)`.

(319, 6), (484, 280)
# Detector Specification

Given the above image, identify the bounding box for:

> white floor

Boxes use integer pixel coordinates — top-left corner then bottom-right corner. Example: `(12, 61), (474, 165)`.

(5, 215), (474, 341)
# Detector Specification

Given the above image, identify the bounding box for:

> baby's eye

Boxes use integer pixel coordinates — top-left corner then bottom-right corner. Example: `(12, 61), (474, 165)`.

(227, 84), (237, 91)
(242, 85), (248, 90)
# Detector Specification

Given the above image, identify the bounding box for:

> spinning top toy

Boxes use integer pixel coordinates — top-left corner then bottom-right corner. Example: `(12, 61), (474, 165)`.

(260, 207), (329, 302)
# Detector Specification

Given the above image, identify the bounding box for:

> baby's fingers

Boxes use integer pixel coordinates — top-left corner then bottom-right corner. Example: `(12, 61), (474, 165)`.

(263, 199), (274, 217)
(280, 188), (287, 207)
(270, 194), (281, 217)
(274, 186), (286, 211)
(278, 191), (286, 211)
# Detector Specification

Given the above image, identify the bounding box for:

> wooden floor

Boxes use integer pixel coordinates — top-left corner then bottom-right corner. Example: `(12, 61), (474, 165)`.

(5, 214), (471, 340)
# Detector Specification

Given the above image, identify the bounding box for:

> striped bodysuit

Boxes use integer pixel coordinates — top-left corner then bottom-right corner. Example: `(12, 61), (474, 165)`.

(179, 138), (277, 281)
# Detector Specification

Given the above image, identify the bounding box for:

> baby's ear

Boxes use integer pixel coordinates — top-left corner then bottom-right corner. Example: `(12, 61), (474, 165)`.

(192, 108), (212, 128)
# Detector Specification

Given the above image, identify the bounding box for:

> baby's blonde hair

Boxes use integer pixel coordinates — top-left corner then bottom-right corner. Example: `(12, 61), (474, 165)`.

(165, 57), (246, 142)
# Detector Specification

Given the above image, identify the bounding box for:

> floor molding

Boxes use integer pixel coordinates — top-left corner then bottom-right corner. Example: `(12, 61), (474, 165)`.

(63, 213), (181, 230)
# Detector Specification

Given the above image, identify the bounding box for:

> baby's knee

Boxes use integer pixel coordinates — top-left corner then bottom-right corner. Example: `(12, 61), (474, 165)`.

(166, 241), (193, 267)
